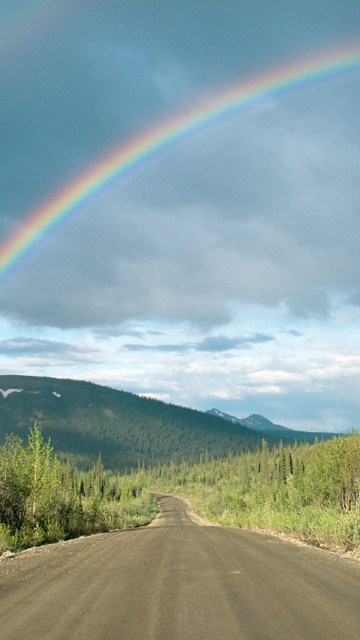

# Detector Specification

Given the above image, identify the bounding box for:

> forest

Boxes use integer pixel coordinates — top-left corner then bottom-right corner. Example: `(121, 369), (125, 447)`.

(1, 424), (360, 554)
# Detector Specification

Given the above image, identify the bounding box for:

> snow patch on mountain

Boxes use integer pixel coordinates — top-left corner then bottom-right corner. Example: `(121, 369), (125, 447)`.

(0, 388), (23, 398)
(207, 408), (246, 425)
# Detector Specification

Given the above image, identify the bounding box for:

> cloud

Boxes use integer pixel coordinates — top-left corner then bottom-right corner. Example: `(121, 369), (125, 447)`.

(0, 337), (97, 363)
(280, 328), (303, 337)
(124, 343), (189, 353)
(196, 333), (274, 352)
(2, 101), (360, 331)
(124, 332), (275, 353)
(0, 337), (80, 355)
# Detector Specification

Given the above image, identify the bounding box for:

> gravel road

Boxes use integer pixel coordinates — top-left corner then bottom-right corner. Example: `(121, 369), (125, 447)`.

(0, 494), (359, 639)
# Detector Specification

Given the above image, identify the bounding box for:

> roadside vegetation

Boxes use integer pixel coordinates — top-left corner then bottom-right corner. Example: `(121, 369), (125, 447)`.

(144, 432), (360, 551)
(0, 424), (156, 554)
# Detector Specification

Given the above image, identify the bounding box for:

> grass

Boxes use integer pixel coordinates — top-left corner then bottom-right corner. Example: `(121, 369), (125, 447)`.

(150, 481), (360, 552)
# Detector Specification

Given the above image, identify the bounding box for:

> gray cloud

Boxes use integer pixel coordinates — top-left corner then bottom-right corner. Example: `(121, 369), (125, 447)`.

(1, 98), (360, 329)
(0, 337), (95, 361)
(124, 343), (189, 353)
(280, 329), (303, 337)
(0, 337), (76, 354)
(124, 333), (274, 354)
(196, 333), (274, 352)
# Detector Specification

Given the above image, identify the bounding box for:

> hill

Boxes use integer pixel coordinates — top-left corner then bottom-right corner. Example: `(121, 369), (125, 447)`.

(0, 375), (287, 470)
(206, 408), (334, 442)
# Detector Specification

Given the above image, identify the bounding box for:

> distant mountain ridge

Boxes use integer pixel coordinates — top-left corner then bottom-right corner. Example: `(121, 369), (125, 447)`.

(206, 409), (290, 432)
(206, 408), (335, 441)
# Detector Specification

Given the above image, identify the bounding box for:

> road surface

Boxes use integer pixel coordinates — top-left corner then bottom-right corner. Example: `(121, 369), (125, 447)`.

(0, 494), (359, 639)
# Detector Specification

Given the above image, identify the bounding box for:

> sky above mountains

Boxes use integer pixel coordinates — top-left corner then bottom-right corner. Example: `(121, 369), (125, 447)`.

(1, 1), (360, 431)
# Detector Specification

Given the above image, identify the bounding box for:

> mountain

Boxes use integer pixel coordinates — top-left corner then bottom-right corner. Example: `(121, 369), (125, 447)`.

(0, 375), (287, 471)
(241, 413), (291, 432)
(207, 408), (294, 432)
(206, 408), (334, 442)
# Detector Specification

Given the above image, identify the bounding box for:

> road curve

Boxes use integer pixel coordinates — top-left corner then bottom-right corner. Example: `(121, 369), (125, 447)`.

(0, 494), (359, 639)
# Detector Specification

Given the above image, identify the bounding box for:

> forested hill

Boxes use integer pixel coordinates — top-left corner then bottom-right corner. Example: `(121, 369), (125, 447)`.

(0, 375), (287, 470)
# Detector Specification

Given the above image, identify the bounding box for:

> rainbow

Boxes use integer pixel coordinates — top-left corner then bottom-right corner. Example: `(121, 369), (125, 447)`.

(1, 43), (360, 283)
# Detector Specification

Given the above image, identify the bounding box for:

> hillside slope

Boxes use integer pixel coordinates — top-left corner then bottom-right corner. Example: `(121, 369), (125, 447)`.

(0, 375), (285, 470)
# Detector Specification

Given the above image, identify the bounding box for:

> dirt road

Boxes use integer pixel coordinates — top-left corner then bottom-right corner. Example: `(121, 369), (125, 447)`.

(0, 494), (359, 639)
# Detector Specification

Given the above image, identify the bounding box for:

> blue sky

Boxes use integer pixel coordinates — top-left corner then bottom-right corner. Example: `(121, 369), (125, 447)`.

(1, 1), (360, 430)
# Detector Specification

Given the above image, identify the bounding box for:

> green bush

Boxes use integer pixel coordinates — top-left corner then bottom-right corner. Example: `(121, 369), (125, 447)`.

(0, 426), (157, 553)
